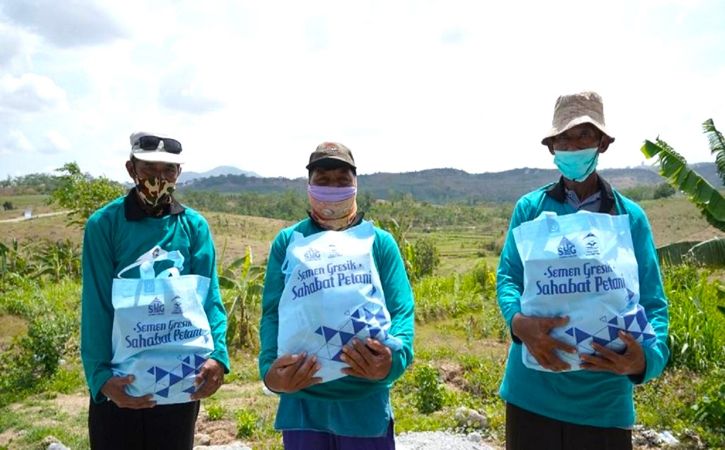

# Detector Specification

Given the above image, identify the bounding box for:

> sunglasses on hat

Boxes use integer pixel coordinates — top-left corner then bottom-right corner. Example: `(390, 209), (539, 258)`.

(135, 135), (182, 154)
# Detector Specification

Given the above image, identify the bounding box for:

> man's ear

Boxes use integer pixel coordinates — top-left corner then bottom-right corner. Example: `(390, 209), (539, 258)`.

(177, 164), (182, 177)
(125, 160), (136, 179)
(597, 136), (612, 154)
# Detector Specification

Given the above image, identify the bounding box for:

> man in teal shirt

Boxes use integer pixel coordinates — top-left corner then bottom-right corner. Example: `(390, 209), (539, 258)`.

(259, 142), (415, 449)
(81, 132), (229, 449)
(497, 92), (669, 450)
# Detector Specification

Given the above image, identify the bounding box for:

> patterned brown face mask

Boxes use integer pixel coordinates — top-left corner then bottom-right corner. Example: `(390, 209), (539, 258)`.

(134, 176), (176, 209)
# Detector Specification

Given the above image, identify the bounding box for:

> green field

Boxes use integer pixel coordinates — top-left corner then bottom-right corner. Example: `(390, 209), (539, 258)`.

(0, 194), (723, 449)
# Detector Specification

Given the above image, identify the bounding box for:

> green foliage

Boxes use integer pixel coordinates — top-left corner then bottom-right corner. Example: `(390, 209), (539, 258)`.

(0, 313), (74, 406)
(0, 239), (82, 292)
(219, 246), (265, 351)
(179, 190), (307, 221)
(0, 173), (63, 195)
(235, 408), (260, 438)
(411, 238), (440, 279)
(653, 182), (676, 199)
(413, 364), (444, 414)
(641, 120), (725, 231)
(50, 162), (125, 228)
(662, 264), (725, 372)
(690, 368), (724, 434)
(702, 118), (725, 185)
(2, 200), (13, 210)
(205, 401), (225, 421)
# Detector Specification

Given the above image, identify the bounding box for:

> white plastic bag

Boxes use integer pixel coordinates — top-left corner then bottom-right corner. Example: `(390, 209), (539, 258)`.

(513, 211), (656, 372)
(111, 246), (213, 403)
(277, 222), (402, 383)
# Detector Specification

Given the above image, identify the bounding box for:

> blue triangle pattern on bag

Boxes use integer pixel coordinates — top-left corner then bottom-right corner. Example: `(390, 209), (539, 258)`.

(194, 354), (207, 369)
(323, 326), (338, 342)
(155, 368), (169, 382)
(156, 388), (169, 398)
(169, 373), (183, 386)
(181, 364), (195, 377)
(574, 328), (591, 344)
(636, 309), (648, 331)
(339, 331), (354, 345)
(608, 325), (620, 341)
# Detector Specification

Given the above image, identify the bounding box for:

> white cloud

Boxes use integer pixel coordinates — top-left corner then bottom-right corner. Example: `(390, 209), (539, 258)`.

(0, 73), (67, 112)
(0, 129), (33, 155)
(0, 0), (723, 183)
(42, 130), (72, 154)
(0, 0), (126, 47)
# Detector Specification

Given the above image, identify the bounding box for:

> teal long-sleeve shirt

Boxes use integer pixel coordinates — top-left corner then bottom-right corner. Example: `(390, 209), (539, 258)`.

(81, 193), (230, 403)
(496, 177), (669, 428)
(258, 217), (415, 437)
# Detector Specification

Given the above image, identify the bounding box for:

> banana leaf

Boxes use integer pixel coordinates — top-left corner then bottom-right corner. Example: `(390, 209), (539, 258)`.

(687, 237), (725, 268)
(702, 119), (725, 186)
(641, 139), (725, 231)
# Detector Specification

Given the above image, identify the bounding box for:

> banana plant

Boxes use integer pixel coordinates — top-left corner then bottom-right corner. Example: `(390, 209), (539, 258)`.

(641, 118), (725, 266)
(218, 245), (266, 351)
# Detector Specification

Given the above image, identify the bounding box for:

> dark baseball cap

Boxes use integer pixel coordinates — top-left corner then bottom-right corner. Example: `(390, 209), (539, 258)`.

(306, 142), (356, 170)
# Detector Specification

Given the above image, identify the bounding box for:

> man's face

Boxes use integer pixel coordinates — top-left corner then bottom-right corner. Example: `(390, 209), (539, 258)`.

(126, 159), (181, 182)
(548, 123), (606, 154)
(309, 166), (356, 187)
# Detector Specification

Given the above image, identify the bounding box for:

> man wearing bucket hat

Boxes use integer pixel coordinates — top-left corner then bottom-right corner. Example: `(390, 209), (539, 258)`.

(81, 132), (229, 449)
(258, 142), (415, 449)
(496, 92), (669, 449)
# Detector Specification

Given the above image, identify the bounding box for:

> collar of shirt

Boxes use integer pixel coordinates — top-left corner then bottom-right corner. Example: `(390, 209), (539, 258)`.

(565, 189), (602, 211)
(123, 187), (185, 221)
(545, 175), (616, 214)
(306, 211), (365, 230)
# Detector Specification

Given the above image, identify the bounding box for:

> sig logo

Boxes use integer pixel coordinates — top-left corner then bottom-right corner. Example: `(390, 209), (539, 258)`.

(148, 297), (165, 315)
(304, 248), (321, 262)
(557, 237), (577, 258)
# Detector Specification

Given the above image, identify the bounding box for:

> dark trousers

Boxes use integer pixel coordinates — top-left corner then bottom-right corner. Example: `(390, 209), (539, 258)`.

(506, 403), (632, 450)
(88, 398), (200, 450)
(282, 420), (395, 450)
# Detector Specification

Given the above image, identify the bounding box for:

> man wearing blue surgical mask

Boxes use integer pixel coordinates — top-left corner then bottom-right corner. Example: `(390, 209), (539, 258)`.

(496, 92), (669, 449)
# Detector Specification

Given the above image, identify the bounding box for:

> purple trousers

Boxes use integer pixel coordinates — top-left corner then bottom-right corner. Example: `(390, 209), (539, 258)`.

(282, 420), (395, 450)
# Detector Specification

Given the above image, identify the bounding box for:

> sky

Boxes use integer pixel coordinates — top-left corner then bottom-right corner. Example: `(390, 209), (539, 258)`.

(1, 0), (724, 182)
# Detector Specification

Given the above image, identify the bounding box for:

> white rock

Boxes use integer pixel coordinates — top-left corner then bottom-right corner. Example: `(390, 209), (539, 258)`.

(193, 443), (251, 450)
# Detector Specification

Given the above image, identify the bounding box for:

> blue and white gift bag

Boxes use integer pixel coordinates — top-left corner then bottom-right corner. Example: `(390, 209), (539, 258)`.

(111, 246), (214, 403)
(277, 221), (402, 383)
(513, 211), (656, 372)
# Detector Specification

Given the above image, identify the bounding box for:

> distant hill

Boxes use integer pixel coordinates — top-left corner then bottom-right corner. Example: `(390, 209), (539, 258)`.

(178, 166), (260, 184)
(179, 162), (720, 203)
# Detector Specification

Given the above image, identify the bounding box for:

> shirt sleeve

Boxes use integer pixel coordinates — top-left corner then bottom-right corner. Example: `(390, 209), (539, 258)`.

(191, 215), (230, 373)
(374, 229), (415, 386)
(258, 232), (288, 381)
(496, 198), (529, 340)
(627, 208), (670, 384)
(80, 212), (116, 403)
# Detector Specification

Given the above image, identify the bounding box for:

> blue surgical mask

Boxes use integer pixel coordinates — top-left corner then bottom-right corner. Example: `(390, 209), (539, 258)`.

(553, 147), (599, 182)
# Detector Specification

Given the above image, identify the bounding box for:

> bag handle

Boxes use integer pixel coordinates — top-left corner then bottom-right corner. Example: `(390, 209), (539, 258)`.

(117, 246), (185, 279)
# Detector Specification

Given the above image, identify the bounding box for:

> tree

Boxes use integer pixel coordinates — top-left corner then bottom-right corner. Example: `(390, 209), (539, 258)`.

(50, 162), (126, 228)
(641, 118), (725, 266)
(653, 182), (676, 199)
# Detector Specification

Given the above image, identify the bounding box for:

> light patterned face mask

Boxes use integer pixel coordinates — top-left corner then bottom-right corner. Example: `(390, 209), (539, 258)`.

(307, 185), (358, 230)
(134, 176), (176, 209)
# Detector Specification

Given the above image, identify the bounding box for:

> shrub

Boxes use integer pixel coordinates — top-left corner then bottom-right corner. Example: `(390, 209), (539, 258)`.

(413, 364), (444, 414)
(235, 409), (259, 438)
(206, 401), (225, 421)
